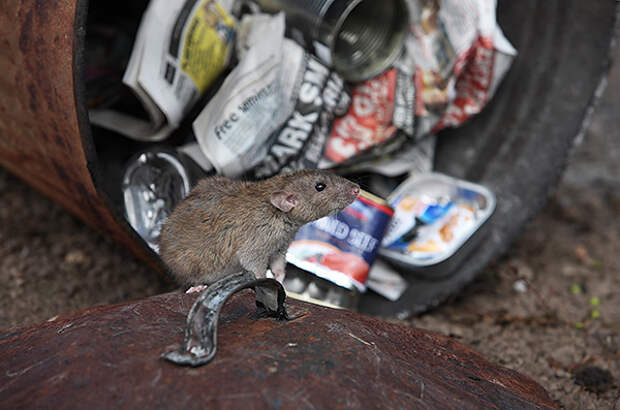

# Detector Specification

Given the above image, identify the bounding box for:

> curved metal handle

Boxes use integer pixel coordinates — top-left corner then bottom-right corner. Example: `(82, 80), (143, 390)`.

(162, 271), (288, 367)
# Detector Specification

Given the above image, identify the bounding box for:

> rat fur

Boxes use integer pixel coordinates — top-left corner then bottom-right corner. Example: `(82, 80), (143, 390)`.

(159, 170), (360, 287)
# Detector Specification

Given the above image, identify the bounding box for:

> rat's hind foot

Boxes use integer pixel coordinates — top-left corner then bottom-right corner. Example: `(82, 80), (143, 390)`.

(186, 285), (208, 294)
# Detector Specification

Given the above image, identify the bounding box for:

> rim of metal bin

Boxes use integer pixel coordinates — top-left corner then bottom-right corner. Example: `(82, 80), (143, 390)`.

(0, 2), (163, 273)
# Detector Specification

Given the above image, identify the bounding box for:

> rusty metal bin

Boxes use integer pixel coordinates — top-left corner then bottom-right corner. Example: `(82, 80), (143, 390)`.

(0, 290), (558, 409)
(0, 1), (617, 317)
(0, 1), (160, 271)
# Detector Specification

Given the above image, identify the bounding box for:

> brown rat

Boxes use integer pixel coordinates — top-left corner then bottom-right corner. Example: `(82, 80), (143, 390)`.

(159, 170), (360, 288)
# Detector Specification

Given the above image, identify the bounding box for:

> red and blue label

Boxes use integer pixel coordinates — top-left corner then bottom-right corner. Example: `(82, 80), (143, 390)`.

(286, 192), (393, 291)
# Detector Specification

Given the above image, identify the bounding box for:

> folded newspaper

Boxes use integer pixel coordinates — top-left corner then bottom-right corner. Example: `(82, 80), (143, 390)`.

(190, 0), (516, 178)
(89, 0), (236, 141)
(404, 0), (517, 138)
(193, 12), (350, 178)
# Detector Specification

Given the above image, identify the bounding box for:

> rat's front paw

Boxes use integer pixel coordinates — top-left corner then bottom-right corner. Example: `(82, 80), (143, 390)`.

(269, 254), (286, 283)
(268, 264), (286, 283)
(272, 268), (285, 283)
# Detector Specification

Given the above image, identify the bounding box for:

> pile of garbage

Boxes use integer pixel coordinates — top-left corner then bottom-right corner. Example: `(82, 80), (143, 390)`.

(87, 0), (515, 309)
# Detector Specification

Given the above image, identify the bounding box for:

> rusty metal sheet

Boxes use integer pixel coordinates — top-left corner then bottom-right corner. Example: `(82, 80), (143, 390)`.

(0, 292), (557, 409)
(0, 1), (159, 270)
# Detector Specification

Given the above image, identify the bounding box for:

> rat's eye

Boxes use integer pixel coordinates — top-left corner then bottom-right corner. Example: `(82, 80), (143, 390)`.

(315, 182), (326, 192)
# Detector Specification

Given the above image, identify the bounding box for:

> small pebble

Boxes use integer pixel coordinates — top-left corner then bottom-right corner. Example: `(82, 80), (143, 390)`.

(513, 279), (528, 293)
(512, 260), (535, 281)
(574, 245), (591, 264)
(561, 264), (578, 277)
(65, 250), (88, 265)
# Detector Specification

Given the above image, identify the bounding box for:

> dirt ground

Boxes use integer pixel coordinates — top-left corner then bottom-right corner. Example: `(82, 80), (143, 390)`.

(2, 55), (620, 410)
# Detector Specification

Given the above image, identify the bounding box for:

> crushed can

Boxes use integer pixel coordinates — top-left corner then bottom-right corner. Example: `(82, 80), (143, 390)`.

(379, 172), (495, 279)
(285, 190), (393, 309)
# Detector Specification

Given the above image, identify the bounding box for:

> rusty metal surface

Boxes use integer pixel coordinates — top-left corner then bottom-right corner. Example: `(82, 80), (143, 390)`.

(0, 1), (159, 270)
(1, 292), (557, 409)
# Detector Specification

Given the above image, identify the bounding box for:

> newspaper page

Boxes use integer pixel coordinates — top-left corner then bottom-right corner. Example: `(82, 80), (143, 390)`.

(89, 0), (236, 141)
(403, 0), (517, 137)
(250, 62), (350, 179)
(322, 67), (415, 165)
(193, 13), (306, 177)
(316, 0), (516, 172)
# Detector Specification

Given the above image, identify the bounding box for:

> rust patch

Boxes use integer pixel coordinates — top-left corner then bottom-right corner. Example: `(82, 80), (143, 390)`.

(27, 83), (37, 112)
(52, 160), (70, 182)
(55, 134), (65, 148)
(18, 9), (33, 53)
(34, 0), (53, 22)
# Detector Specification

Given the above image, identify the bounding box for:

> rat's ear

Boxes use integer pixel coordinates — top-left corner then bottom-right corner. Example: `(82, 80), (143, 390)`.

(270, 191), (299, 213)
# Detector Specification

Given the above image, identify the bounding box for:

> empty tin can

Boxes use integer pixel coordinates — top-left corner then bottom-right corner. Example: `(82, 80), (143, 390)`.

(256, 0), (409, 82)
(121, 146), (207, 252)
(285, 190), (393, 309)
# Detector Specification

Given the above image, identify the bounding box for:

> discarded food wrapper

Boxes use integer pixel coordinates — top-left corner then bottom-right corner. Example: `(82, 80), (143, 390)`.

(286, 190), (393, 292)
(379, 172), (495, 279)
(106, 0), (515, 310)
(90, 0), (236, 141)
(122, 146), (207, 252)
(366, 259), (408, 302)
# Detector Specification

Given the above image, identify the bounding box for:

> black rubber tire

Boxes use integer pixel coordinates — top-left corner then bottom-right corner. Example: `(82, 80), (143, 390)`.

(360, 0), (618, 318)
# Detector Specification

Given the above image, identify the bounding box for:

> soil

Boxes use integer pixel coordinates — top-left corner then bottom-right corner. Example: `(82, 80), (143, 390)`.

(2, 50), (620, 410)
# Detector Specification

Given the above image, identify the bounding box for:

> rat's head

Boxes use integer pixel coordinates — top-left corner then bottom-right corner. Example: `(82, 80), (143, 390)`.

(268, 170), (360, 224)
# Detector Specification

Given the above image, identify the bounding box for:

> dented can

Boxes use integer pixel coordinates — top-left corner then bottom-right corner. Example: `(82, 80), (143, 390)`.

(285, 190), (393, 308)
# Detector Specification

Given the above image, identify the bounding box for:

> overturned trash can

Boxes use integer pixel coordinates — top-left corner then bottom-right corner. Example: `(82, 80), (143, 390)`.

(0, 0), (616, 319)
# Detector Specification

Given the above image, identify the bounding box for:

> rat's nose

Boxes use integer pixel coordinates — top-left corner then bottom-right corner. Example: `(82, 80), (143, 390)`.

(351, 185), (360, 196)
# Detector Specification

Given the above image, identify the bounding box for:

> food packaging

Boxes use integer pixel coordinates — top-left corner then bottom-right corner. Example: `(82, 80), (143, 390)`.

(379, 172), (495, 279)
